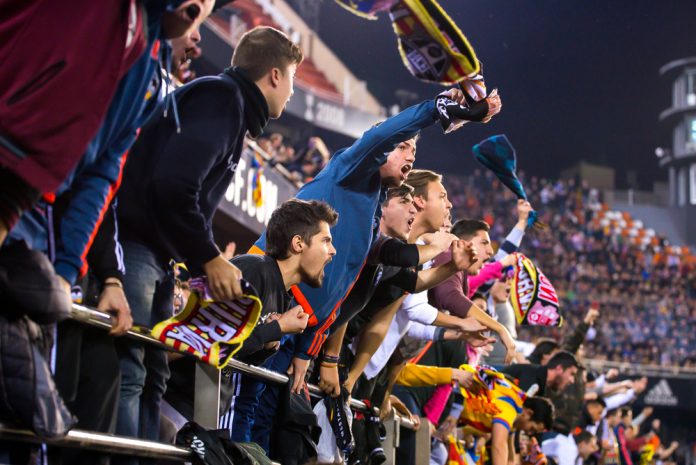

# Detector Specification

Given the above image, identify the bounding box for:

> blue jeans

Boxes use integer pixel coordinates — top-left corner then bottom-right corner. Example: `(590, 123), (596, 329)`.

(114, 241), (173, 464)
(393, 385), (423, 465)
(239, 334), (297, 452)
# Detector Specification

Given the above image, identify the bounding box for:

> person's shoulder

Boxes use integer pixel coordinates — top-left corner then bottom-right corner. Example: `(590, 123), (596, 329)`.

(177, 75), (244, 109)
(231, 254), (278, 291)
(230, 254), (272, 270)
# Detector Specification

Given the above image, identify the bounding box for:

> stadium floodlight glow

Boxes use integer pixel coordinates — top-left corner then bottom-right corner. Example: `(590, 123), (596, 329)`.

(687, 93), (696, 106)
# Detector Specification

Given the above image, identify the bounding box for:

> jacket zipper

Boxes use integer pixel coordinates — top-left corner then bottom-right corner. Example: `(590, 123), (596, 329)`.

(7, 60), (66, 106)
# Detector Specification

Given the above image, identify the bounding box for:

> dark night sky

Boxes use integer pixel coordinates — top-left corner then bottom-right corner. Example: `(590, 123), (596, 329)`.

(306, 0), (696, 189)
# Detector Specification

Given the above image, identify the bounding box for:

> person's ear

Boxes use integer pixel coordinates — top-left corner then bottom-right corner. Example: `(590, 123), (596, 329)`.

(413, 195), (426, 210)
(270, 67), (281, 88)
(290, 235), (304, 254)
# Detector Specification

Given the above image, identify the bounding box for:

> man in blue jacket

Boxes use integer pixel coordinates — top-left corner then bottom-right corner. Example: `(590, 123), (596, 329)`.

(244, 86), (502, 451)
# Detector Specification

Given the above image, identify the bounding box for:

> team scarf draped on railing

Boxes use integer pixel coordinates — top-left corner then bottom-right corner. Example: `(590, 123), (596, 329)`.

(151, 277), (262, 368)
(335, 0), (481, 84)
(472, 134), (545, 230)
(507, 253), (563, 327)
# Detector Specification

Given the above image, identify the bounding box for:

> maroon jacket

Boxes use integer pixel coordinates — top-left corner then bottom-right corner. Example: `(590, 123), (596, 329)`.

(428, 250), (473, 317)
(0, 0), (145, 194)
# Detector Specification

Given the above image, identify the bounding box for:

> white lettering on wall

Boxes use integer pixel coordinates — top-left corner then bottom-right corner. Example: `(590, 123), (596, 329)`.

(224, 155), (280, 226)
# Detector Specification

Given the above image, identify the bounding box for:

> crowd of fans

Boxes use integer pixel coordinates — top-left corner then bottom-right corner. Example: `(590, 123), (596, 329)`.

(0, 4), (692, 465)
(253, 132), (332, 183)
(445, 171), (696, 368)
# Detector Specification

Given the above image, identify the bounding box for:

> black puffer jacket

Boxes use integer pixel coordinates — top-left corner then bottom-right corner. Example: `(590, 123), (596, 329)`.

(0, 240), (75, 437)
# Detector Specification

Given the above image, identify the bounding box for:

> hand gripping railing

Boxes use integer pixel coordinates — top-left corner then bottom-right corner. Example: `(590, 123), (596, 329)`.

(68, 303), (411, 423)
(0, 303), (427, 463)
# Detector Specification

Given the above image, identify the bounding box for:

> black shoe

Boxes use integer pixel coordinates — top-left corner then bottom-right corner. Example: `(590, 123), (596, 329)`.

(367, 447), (386, 465)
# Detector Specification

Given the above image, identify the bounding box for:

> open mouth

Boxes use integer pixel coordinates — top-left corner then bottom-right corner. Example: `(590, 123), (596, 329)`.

(407, 216), (415, 230)
(400, 163), (412, 179)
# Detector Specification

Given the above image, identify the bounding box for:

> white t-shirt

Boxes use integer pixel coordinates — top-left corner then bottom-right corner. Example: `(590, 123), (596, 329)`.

(542, 433), (579, 465)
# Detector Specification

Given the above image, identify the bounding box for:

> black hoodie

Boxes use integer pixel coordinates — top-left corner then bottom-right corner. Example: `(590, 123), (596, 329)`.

(117, 67), (269, 273)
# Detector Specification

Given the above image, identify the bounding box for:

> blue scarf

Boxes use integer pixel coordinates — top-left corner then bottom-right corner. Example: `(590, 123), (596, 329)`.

(472, 134), (543, 229)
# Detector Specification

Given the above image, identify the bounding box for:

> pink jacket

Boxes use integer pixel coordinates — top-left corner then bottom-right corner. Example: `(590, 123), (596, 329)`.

(467, 261), (503, 297)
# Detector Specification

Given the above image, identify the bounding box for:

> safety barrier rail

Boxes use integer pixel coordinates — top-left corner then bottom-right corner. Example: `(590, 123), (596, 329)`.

(3, 303), (426, 464)
(0, 423), (193, 461)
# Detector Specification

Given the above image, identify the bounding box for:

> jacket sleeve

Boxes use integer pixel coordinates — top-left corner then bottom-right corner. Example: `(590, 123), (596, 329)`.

(407, 321), (445, 341)
(150, 84), (244, 270)
(467, 261), (503, 297)
(395, 363), (452, 387)
(428, 251), (473, 318)
(234, 321), (282, 360)
(336, 100), (438, 185)
(86, 200), (125, 283)
(477, 226), (525, 295)
(377, 238), (420, 268)
(53, 134), (135, 285)
(493, 226), (525, 260)
(384, 268), (418, 293)
(562, 321), (590, 354)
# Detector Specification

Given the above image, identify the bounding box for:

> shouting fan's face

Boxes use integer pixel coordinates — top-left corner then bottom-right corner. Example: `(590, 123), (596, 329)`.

(380, 139), (416, 187)
(381, 194), (417, 241)
(298, 221), (336, 288)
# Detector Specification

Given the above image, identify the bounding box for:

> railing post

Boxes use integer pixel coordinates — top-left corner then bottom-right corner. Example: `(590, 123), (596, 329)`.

(193, 361), (221, 430)
(381, 409), (400, 465)
(414, 418), (431, 465)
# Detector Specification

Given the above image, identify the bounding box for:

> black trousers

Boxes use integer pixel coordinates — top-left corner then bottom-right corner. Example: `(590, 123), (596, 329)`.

(49, 321), (121, 465)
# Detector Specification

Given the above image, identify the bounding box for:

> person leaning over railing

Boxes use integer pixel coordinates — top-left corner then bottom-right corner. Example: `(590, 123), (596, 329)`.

(242, 87), (501, 454)
(163, 199), (337, 432)
(112, 25), (302, 456)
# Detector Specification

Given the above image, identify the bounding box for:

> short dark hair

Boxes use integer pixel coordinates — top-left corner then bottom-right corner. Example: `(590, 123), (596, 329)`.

(384, 184), (414, 205)
(406, 169), (441, 199)
(529, 339), (560, 364)
(451, 219), (490, 240)
(574, 430), (595, 445)
(619, 406), (632, 418)
(266, 199), (338, 259)
(545, 351), (580, 370)
(524, 397), (554, 430)
(586, 397), (607, 409)
(232, 26), (304, 81)
(471, 292), (486, 302)
(606, 407), (620, 418)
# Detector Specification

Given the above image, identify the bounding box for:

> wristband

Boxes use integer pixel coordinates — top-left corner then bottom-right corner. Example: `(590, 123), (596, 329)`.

(103, 281), (123, 289)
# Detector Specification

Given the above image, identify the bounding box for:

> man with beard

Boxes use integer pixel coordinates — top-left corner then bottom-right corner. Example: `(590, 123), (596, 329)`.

(502, 350), (580, 396)
(163, 199), (337, 429)
(244, 89), (502, 451)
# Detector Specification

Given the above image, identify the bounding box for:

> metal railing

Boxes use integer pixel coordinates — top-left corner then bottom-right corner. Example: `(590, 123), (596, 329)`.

(2, 303), (426, 463)
(584, 358), (696, 380)
(0, 423), (192, 461)
(69, 304), (409, 420)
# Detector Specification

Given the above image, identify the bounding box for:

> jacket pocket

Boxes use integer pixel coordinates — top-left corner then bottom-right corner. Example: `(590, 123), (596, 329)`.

(7, 60), (66, 106)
